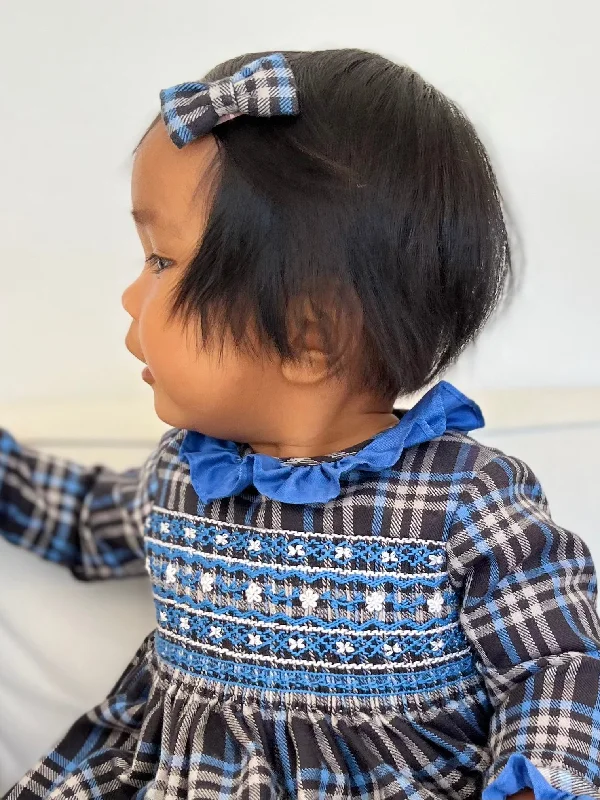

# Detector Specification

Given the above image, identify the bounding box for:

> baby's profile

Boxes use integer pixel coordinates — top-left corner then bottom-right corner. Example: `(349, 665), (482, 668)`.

(1, 49), (599, 800)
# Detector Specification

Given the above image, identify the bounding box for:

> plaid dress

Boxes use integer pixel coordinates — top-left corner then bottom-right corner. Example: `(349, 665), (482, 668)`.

(2, 382), (600, 800)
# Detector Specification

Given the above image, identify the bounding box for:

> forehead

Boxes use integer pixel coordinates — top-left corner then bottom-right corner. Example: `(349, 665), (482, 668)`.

(131, 120), (219, 232)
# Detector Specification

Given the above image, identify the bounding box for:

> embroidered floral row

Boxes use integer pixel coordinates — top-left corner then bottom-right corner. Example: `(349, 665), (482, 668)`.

(155, 635), (477, 696)
(155, 599), (467, 663)
(148, 513), (446, 572)
(146, 552), (453, 623)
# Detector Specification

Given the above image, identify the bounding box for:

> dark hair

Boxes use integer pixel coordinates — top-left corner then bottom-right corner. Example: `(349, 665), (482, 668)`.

(162, 49), (511, 399)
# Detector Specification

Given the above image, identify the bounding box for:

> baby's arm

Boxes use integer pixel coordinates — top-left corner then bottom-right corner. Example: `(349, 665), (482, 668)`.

(0, 428), (172, 580)
(447, 454), (600, 800)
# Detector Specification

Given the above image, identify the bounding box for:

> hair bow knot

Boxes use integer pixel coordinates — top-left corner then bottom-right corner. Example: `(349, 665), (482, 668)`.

(160, 53), (299, 148)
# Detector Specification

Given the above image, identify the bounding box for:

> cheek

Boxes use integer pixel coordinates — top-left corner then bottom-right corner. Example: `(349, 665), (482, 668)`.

(136, 278), (186, 372)
(137, 291), (222, 401)
(150, 326), (259, 415)
(139, 300), (192, 382)
(135, 280), (268, 428)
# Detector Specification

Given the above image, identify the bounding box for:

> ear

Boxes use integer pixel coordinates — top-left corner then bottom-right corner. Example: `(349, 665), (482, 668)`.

(280, 346), (331, 386)
(279, 294), (358, 387)
(280, 302), (333, 386)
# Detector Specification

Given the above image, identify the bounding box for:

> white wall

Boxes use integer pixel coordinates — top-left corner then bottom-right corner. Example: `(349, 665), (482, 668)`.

(1, 0), (598, 405)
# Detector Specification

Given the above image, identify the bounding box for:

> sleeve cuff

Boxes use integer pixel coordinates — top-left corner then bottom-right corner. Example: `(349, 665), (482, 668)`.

(482, 754), (597, 800)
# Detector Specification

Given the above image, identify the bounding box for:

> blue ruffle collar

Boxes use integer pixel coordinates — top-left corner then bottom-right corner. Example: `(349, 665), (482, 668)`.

(179, 381), (484, 506)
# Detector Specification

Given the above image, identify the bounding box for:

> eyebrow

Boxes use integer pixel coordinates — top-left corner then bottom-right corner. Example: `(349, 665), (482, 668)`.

(131, 207), (157, 225)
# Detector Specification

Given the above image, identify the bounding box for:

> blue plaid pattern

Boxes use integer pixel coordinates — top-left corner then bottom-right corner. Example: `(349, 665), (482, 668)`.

(3, 424), (600, 799)
(0, 429), (170, 579)
(160, 53), (299, 149)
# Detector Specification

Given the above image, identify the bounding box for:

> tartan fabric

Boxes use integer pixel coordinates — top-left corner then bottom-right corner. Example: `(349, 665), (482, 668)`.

(0, 429), (172, 579)
(160, 53), (299, 149)
(446, 455), (600, 796)
(2, 416), (600, 799)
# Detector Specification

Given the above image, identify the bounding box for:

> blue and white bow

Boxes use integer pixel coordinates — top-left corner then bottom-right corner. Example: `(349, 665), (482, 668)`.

(160, 53), (300, 148)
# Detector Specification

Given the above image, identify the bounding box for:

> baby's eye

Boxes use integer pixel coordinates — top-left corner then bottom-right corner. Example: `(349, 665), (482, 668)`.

(145, 253), (174, 274)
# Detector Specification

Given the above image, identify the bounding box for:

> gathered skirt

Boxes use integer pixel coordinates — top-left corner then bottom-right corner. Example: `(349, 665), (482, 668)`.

(6, 633), (491, 800)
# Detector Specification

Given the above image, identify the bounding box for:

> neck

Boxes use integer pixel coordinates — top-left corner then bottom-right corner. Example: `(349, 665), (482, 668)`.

(248, 393), (398, 459)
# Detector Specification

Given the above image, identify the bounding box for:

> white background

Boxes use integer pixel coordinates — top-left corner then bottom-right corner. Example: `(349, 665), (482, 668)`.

(1, 0), (599, 405)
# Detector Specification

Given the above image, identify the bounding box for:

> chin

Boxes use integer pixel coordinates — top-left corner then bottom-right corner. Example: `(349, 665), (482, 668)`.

(150, 388), (232, 438)
(152, 393), (190, 431)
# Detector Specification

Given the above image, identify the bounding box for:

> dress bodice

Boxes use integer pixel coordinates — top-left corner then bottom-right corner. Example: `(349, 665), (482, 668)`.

(143, 382), (484, 704)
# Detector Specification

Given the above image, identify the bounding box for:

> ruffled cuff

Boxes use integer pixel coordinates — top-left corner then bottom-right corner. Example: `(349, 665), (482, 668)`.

(483, 754), (597, 800)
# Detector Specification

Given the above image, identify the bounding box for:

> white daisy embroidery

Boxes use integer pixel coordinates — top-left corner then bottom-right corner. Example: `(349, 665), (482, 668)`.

(335, 545), (353, 560)
(179, 617), (190, 631)
(209, 626), (223, 639)
(428, 553), (444, 568)
(164, 563), (178, 584)
(381, 550), (398, 565)
(336, 641), (355, 655)
(248, 633), (262, 647)
(299, 587), (319, 611)
(365, 590), (386, 614)
(215, 533), (229, 546)
(245, 582), (263, 606)
(160, 521), (170, 534)
(248, 539), (262, 553)
(288, 637), (305, 651)
(183, 527), (196, 541)
(199, 572), (215, 593)
(287, 544), (306, 557)
(431, 639), (444, 652)
(159, 611), (167, 623)
(383, 642), (402, 657)
(427, 591), (445, 616)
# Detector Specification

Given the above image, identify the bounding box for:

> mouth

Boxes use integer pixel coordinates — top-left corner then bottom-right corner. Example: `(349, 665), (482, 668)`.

(141, 365), (155, 386)
(125, 334), (155, 386)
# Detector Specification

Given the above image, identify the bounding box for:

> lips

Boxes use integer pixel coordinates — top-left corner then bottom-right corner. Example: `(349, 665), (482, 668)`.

(125, 329), (154, 385)
(142, 366), (155, 385)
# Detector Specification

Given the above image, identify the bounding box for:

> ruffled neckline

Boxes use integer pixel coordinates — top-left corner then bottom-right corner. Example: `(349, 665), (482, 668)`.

(179, 381), (484, 505)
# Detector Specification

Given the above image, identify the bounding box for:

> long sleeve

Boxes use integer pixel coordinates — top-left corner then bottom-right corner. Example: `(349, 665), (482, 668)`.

(0, 428), (170, 580)
(446, 453), (600, 799)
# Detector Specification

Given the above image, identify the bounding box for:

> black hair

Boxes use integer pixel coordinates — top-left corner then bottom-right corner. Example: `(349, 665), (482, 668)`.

(161, 49), (511, 399)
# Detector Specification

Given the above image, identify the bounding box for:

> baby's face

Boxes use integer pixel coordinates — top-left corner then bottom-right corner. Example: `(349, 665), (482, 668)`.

(124, 120), (284, 440)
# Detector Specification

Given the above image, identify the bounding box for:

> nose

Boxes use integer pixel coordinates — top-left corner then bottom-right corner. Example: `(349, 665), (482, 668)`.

(122, 273), (144, 319)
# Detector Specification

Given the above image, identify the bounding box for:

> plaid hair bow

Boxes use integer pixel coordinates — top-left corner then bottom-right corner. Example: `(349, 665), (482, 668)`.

(160, 53), (299, 148)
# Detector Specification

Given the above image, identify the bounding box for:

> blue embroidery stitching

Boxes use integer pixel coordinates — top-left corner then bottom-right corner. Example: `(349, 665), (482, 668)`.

(147, 513), (447, 572)
(146, 509), (470, 688)
(154, 599), (467, 663)
(155, 635), (477, 696)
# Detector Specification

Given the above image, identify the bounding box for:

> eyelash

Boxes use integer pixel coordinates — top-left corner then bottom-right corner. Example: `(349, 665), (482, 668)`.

(145, 253), (173, 274)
